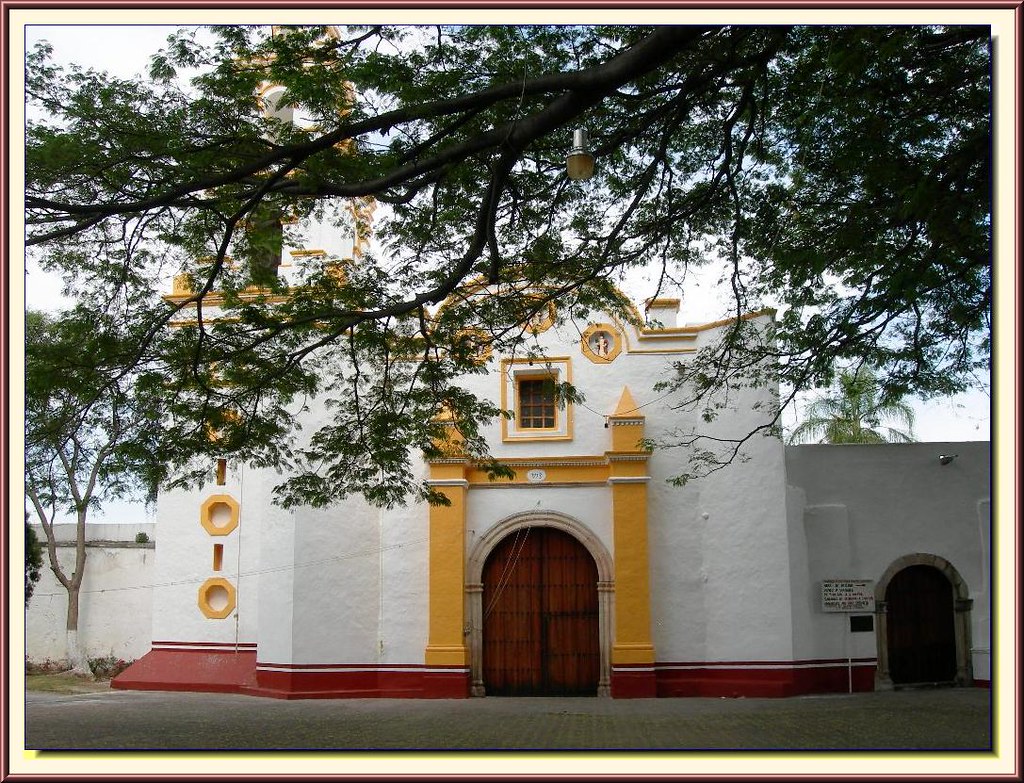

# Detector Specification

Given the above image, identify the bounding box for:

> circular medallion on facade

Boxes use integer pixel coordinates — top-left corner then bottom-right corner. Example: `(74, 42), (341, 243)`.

(524, 300), (556, 334)
(454, 328), (493, 366)
(581, 323), (623, 363)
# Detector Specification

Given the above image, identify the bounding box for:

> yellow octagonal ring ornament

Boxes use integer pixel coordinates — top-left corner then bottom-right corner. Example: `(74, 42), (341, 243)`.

(198, 577), (237, 619)
(200, 494), (240, 536)
(581, 323), (622, 363)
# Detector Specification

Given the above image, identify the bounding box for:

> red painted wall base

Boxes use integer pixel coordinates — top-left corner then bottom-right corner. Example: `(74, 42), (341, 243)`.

(248, 667), (470, 699)
(611, 668), (657, 698)
(114, 649), (880, 700)
(655, 662), (876, 698)
(113, 649), (471, 699)
(112, 648), (258, 694)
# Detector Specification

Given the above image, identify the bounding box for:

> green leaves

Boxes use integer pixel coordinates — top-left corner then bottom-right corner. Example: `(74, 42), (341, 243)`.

(25, 309), (168, 517)
(24, 24), (991, 507)
(789, 366), (916, 445)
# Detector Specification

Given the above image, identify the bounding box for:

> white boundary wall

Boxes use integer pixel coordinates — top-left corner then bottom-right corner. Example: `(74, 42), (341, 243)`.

(25, 524), (155, 664)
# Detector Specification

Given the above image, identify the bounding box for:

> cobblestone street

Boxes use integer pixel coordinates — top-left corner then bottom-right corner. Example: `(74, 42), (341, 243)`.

(16, 685), (1008, 778)
(23, 685), (992, 750)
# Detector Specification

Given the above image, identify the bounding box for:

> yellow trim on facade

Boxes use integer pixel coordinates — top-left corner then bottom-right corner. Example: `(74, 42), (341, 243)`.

(162, 289), (291, 307)
(644, 297), (680, 308)
(499, 357), (574, 442)
(421, 384), (659, 678)
(424, 459), (469, 668)
(200, 494), (240, 536)
(466, 458), (609, 486)
(198, 577), (237, 619)
(580, 323), (624, 364)
(611, 642), (657, 665)
(454, 328), (494, 366)
(524, 299), (556, 334)
(607, 387), (656, 666)
(634, 330), (699, 342)
(625, 348), (698, 355)
(613, 386), (639, 415)
(621, 297), (774, 335)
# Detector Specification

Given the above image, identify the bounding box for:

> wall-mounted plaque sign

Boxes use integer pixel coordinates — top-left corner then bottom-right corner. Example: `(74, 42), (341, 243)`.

(821, 579), (875, 613)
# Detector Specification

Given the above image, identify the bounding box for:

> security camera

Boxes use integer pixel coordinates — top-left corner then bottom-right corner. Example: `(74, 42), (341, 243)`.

(939, 454), (958, 465)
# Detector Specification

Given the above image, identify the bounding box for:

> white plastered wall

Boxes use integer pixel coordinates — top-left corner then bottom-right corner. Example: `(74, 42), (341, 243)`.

(643, 374), (794, 664)
(285, 500), (382, 664)
(455, 311), (796, 666)
(378, 492), (430, 664)
(466, 486), (614, 558)
(26, 539), (154, 663)
(151, 457), (258, 647)
(784, 442), (991, 679)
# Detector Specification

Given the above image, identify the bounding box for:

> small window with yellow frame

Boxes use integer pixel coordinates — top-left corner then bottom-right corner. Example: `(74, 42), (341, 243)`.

(500, 357), (573, 442)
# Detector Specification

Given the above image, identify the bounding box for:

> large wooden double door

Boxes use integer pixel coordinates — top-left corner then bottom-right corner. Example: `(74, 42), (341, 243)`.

(886, 565), (957, 684)
(481, 527), (600, 696)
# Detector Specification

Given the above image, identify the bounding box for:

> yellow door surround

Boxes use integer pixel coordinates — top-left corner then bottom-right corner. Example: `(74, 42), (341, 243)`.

(423, 385), (656, 685)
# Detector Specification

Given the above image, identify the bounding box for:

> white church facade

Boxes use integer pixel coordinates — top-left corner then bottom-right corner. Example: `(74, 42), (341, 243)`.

(110, 239), (991, 699)
(105, 49), (991, 698)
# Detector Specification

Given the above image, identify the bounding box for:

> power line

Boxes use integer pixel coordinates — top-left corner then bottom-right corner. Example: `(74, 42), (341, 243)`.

(27, 535), (430, 599)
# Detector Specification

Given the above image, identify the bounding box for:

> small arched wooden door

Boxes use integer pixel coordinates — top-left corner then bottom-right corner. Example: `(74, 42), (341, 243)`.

(481, 527), (600, 696)
(886, 564), (957, 684)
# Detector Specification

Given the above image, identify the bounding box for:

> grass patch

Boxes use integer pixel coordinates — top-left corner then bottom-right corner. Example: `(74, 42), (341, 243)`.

(26, 673), (112, 694)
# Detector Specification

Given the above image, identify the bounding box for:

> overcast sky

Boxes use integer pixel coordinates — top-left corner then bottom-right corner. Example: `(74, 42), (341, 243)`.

(21, 24), (992, 523)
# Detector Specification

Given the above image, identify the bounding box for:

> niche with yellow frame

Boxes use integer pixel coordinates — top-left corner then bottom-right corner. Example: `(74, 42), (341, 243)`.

(580, 323), (623, 363)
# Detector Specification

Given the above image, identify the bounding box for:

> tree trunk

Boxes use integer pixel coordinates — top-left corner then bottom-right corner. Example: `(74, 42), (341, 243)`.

(65, 576), (90, 675)
(65, 631), (91, 676)
(64, 507), (91, 676)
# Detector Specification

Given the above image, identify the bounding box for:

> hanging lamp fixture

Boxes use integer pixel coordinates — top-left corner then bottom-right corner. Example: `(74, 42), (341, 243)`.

(566, 128), (595, 181)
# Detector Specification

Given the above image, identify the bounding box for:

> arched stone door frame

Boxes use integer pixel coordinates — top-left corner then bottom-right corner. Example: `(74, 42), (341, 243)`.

(466, 511), (614, 697)
(874, 553), (973, 689)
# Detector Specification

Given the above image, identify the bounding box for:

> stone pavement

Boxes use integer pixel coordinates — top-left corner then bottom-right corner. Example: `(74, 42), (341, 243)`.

(23, 685), (992, 752)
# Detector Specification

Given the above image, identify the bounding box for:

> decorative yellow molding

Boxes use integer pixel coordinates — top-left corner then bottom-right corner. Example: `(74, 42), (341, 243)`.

(466, 458), (608, 486)
(644, 297), (680, 309)
(611, 642), (657, 665)
(622, 295), (774, 336)
(424, 460), (469, 668)
(198, 577), (236, 619)
(607, 387), (655, 666)
(524, 299), (556, 334)
(349, 196), (376, 258)
(634, 330), (699, 342)
(607, 386), (649, 453)
(580, 323), (623, 364)
(625, 347), (698, 355)
(454, 328), (493, 366)
(429, 409), (467, 460)
(285, 248), (327, 267)
(499, 357), (574, 442)
(162, 289), (291, 307)
(200, 494), (240, 536)
(172, 273), (195, 296)
(205, 409), (241, 446)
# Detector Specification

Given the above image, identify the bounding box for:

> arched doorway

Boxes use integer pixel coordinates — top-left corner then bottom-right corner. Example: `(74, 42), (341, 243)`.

(886, 565), (957, 684)
(481, 526), (600, 696)
(875, 554), (973, 689)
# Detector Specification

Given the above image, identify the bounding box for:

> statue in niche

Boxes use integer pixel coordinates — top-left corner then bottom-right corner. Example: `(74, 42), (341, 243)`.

(526, 303), (552, 332)
(590, 331), (612, 357)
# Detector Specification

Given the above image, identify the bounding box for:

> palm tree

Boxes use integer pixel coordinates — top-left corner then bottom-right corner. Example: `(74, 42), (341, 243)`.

(788, 367), (915, 444)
